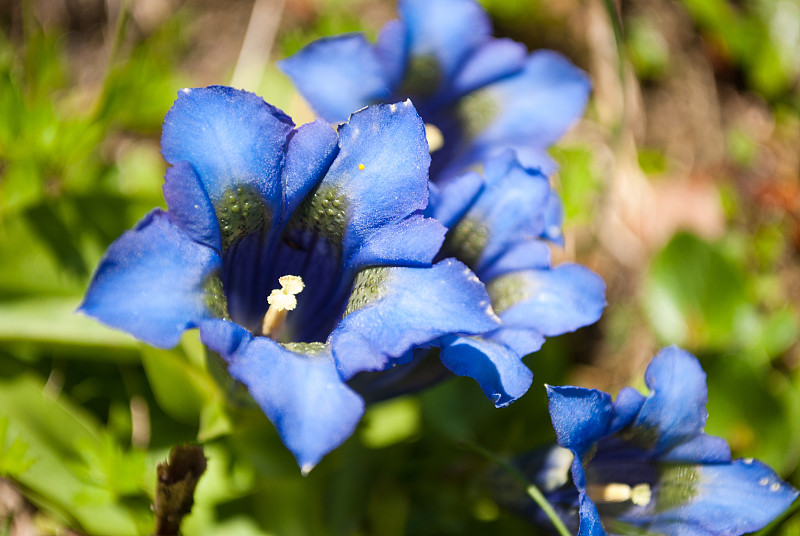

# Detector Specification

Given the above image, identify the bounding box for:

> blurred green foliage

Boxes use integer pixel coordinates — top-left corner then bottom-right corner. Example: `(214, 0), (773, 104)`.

(0, 0), (799, 534)
(681, 0), (800, 104)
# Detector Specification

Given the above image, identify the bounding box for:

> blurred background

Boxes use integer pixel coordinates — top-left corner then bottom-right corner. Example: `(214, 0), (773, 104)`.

(0, 0), (799, 534)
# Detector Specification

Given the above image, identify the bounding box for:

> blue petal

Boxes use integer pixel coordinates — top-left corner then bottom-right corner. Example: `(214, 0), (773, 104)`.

(568, 454), (609, 536)
(476, 50), (591, 148)
(199, 318), (250, 357)
(279, 35), (393, 124)
(451, 38), (527, 97)
(547, 385), (613, 453)
(660, 434), (731, 464)
(495, 264), (606, 336)
(374, 19), (408, 89)
(479, 241), (551, 281)
(225, 336), (365, 473)
(576, 485), (608, 536)
(644, 460), (798, 536)
(461, 152), (552, 273)
(608, 387), (646, 434)
(430, 170), (484, 228)
(162, 161), (221, 251)
(79, 210), (221, 348)
(542, 191), (565, 245)
(347, 214), (446, 270)
(320, 101), (434, 271)
(564, 451), (608, 536)
(503, 146), (560, 179)
(439, 51), (589, 181)
(331, 258), (501, 379)
(633, 346), (711, 453)
(400, 0), (491, 87)
(281, 119), (339, 220)
(161, 86), (293, 212)
(438, 334), (533, 407)
(485, 326), (545, 357)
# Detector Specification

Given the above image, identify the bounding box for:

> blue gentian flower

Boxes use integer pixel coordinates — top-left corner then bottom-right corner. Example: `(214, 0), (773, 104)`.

(543, 346), (798, 535)
(279, 0), (590, 183)
(80, 86), (505, 472)
(429, 151), (605, 406)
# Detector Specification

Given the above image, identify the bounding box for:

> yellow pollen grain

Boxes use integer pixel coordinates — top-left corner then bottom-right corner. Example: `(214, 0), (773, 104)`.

(358, 163), (365, 170)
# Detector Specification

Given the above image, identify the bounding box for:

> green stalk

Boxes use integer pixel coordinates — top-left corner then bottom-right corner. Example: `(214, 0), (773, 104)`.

(91, 0), (132, 121)
(460, 440), (572, 536)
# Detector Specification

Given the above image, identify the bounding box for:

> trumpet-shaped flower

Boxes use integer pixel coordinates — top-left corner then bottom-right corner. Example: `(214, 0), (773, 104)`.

(279, 0), (590, 183)
(80, 86), (505, 472)
(430, 151), (605, 406)
(542, 346), (798, 535)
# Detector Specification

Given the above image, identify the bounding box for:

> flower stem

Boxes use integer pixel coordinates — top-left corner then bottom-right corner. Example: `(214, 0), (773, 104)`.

(459, 440), (572, 536)
(91, 0), (132, 121)
(153, 444), (207, 536)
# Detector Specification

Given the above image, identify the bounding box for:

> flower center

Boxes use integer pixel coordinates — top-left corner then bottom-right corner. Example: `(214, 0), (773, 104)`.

(261, 275), (305, 338)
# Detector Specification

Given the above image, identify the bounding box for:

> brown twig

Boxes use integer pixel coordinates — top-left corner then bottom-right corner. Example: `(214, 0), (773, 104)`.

(153, 445), (207, 536)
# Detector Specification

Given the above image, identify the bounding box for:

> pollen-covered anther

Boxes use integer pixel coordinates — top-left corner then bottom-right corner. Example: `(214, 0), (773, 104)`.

(262, 275), (305, 338)
(587, 483), (651, 506)
(630, 484), (652, 506)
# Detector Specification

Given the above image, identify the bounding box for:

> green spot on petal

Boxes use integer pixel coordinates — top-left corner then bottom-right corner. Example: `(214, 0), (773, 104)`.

(214, 185), (270, 250)
(287, 185), (348, 248)
(455, 88), (500, 140)
(618, 425), (659, 451)
(443, 218), (489, 269)
(344, 267), (391, 317)
(486, 273), (531, 315)
(655, 464), (700, 512)
(203, 274), (230, 320)
(399, 54), (443, 98)
(282, 342), (328, 356)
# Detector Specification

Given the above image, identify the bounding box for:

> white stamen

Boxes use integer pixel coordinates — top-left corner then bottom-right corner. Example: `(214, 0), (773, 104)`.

(587, 482), (652, 506)
(276, 274), (304, 297)
(262, 275), (305, 337)
(600, 483), (632, 503)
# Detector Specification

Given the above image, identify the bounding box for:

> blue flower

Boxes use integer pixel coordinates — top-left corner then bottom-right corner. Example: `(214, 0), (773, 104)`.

(428, 151), (606, 407)
(279, 0), (590, 183)
(543, 346), (798, 535)
(80, 86), (504, 472)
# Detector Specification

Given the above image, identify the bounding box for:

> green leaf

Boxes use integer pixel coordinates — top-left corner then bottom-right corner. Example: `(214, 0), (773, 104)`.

(704, 355), (797, 472)
(550, 146), (603, 226)
(360, 397), (421, 449)
(0, 297), (137, 353)
(0, 373), (142, 535)
(140, 333), (233, 440)
(0, 416), (36, 477)
(643, 232), (749, 349)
